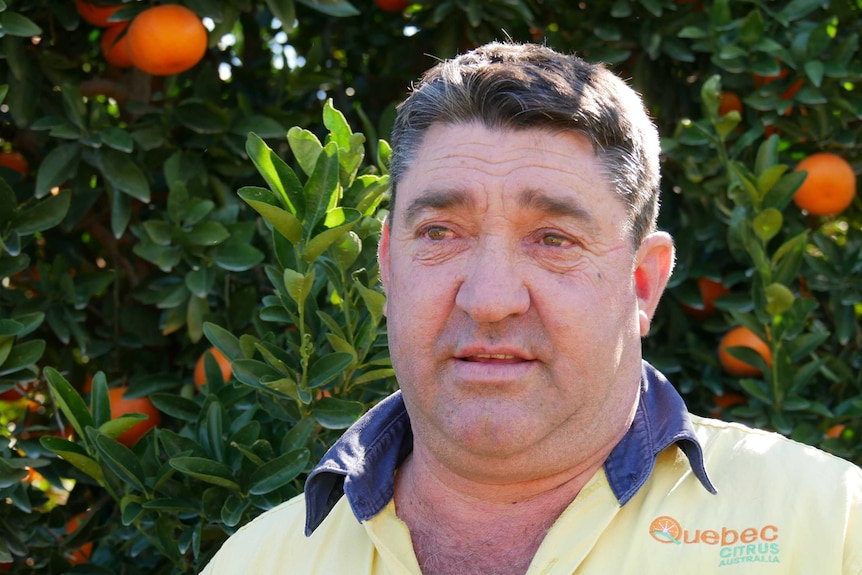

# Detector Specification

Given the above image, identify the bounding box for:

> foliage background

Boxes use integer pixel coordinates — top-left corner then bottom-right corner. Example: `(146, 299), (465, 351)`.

(1, 0), (860, 573)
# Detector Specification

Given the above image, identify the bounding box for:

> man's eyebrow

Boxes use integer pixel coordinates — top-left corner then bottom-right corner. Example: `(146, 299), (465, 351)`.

(402, 189), (474, 226)
(519, 189), (595, 225)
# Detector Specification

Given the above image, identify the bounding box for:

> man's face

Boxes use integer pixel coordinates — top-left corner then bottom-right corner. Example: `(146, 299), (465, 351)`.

(379, 123), (672, 482)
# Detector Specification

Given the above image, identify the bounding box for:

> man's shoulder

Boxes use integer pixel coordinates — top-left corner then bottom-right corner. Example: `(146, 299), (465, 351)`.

(200, 492), (374, 575)
(199, 495), (307, 574)
(690, 413), (862, 482)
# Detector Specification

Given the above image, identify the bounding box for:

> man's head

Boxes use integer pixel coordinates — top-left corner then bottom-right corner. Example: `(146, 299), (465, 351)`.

(389, 41), (662, 248)
(378, 42), (674, 486)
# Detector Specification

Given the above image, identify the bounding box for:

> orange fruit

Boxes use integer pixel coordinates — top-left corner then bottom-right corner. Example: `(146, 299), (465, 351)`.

(792, 152), (856, 216)
(713, 392), (747, 410)
(375, 0), (410, 11)
(718, 92), (742, 117)
(65, 513), (93, 565)
(194, 347), (232, 390)
(681, 278), (730, 318)
(718, 326), (772, 377)
(108, 386), (161, 447)
(126, 5), (208, 76)
(0, 151), (28, 175)
(825, 424), (846, 439)
(76, 0), (122, 27)
(101, 23), (133, 68)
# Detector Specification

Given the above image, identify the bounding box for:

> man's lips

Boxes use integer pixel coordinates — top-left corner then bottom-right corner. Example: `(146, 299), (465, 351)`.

(462, 353), (524, 363)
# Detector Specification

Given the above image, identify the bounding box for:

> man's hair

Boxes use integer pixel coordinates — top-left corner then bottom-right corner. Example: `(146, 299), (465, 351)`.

(389, 42), (662, 248)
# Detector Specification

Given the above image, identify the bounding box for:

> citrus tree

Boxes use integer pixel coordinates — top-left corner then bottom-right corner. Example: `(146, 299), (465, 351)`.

(0, 0), (859, 573)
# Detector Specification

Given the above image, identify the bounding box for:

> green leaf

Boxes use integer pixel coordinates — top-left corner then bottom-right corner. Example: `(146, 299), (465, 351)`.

(323, 99), (352, 150)
(287, 126), (323, 178)
(90, 431), (146, 492)
(313, 397), (365, 429)
(90, 372), (111, 428)
(169, 456), (240, 491)
(143, 220), (174, 246)
(351, 368), (395, 385)
(779, 0), (825, 21)
(99, 413), (147, 441)
(249, 448), (310, 495)
(212, 239), (265, 272)
(246, 133), (305, 216)
(231, 114), (288, 138)
(0, 336), (13, 367)
(303, 209), (361, 263)
(355, 281), (386, 322)
(150, 393), (202, 422)
(99, 127), (135, 153)
(34, 144), (80, 198)
(0, 12), (43, 37)
(0, 339), (45, 376)
(238, 186), (302, 244)
(764, 282), (794, 316)
(281, 417), (315, 453)
(753, 208), (783, 243)
(295, 0), (359, 17)
(186, 266), (215, 298)
(221, 495), (246, 527)
(176, 100), (231, 134)
(12, 189), (71, 236)
(283, 268), (315, 308)
(40, 436), (104, 482)
(203, 322), (242, 360)
(303, 142), (340, 236)
(307, 352), (354, 389)
(186, 221), (230, 246)
(763, 170), (806, 211)
(756, 165), (787, 196)
(97, 148), (151, 202)
(43, 367), (94, 441)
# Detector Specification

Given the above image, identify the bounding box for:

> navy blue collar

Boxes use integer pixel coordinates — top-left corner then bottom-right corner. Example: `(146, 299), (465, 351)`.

(304, 361), (716, 535)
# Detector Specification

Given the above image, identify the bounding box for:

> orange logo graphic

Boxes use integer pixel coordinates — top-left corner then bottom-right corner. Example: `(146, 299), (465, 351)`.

(649, 515), (682, 544)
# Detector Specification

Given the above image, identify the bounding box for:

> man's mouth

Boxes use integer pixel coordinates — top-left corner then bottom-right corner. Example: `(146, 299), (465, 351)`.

(462, 354), (525, 363)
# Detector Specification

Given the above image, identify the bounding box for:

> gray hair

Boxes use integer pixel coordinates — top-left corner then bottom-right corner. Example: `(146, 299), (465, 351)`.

(389, 42), (662, 248)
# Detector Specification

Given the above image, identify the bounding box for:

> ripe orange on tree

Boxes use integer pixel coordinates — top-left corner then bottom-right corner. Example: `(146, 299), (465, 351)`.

(718, 326), (772, 377)
(64, 513), (93, 565)
(126, 5), (208, 76)
(792, 152), (857, 216)
(718, 92), (742, 117)
(108, 386), (161, 447)
(0, 151), (28, 175)
(75, 0), (122, 27)
(825, 424), (846, 439)
(194, 347), (232, 390)
(681, 277), (730, 318)
(101, 23), (133, 68)
(375, 0), (410, 12)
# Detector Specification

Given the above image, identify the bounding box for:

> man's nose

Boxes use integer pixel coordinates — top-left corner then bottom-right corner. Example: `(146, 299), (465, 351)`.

(454, 240), (530, 323)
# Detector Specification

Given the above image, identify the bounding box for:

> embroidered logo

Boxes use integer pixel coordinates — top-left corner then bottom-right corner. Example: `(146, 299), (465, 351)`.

(648, 516), (781, 567)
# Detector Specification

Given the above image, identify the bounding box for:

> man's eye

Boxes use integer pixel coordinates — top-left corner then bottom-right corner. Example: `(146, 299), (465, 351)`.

(541, 233), (569, 247)
(424, 226), (449, 240)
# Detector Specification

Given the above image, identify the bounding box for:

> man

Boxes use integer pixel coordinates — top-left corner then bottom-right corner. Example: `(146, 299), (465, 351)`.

(201, 42), (862, 574)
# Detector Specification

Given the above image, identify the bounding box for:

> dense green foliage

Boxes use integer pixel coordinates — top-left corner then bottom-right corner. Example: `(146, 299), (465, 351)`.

(0, 0), (860, 573)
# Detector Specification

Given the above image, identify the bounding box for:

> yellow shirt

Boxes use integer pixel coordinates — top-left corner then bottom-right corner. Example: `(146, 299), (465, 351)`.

(200, 415), (862, 574)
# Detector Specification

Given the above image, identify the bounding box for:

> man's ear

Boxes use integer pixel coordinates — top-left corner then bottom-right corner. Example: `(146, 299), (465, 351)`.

(377, 217), (391, 316)
(633, 231), (675, 336)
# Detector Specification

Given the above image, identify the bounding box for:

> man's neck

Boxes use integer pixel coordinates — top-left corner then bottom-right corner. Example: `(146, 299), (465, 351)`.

(393, 445), (607, 575)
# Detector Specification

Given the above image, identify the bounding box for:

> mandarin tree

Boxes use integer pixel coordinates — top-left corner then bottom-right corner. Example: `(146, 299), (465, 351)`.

(1, 0), (860, 573)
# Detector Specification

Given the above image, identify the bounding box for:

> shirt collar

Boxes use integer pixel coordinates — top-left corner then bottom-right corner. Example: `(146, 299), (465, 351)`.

(304, 361), (716, 535)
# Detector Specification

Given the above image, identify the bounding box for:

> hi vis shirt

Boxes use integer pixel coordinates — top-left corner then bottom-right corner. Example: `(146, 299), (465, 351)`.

(200, 364), (862, 574)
